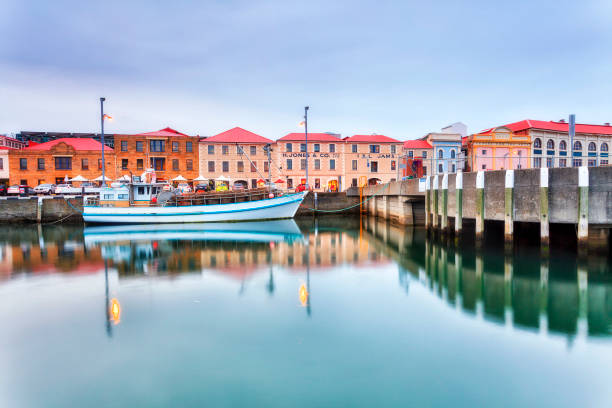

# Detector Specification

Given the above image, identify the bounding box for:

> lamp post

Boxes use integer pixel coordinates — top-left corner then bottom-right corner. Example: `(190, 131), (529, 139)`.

(99, 97), (112, 187)
(304, 106), (309, 189)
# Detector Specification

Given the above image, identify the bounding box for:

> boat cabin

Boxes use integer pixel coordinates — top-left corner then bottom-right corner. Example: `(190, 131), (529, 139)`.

(91, 183), (167, 207)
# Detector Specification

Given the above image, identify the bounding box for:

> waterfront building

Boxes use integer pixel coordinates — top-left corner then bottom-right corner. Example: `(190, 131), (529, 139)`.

(441, 122), (468, 138)
(403, 139), (433, 176)
(276, 132), (345, 191)
(0, 147), (12, 185)
(467, 126), (531, 171)
(421, 131), (463, 174)
(0, 134), (26, 150)
(342, 134), (402, 187)
(198, 127), (276, 189)
(15, 131), (115, 148)
(502, 119), (611, 168)
(8, 138), (114, 186)
(114, 127), (199, 183)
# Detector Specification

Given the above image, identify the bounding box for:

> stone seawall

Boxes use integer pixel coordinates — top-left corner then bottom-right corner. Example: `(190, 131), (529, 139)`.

(0, 197), (84, 223)
(296, 192), (360, 216)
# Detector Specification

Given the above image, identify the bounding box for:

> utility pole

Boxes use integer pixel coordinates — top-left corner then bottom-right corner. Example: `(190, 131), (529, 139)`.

(100, 97), (106, 187)
(304, 106), (309, 189)
(569, 114), (575, 167)
(266, 143), (272, 193)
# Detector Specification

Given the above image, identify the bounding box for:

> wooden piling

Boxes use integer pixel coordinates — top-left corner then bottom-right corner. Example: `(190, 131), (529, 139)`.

(425, 176), (431, 229)
(504, 170), (514, 244)
(577, 166), (589, 252)
(475, 171), (485, 241)
(455, 171), (463, 234)
(441, 173), (448, 233)
(539, 168), (549, 250)
(432, 175), (439, 229)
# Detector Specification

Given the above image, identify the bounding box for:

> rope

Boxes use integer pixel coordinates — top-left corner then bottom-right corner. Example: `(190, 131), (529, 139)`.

(304, 183), (390, 213)
(64, 196), (84, 214)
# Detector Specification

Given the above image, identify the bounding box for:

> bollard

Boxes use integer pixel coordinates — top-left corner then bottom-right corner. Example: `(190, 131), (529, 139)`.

(504, 170), (514, 244)
(577, 166), (589, 251)
(475, 171), (485, 241)
(432, 175), (439, 229)
(539, 168), (549, 249)
(441, 173), (448, 233)
(455, 171), (463, 234)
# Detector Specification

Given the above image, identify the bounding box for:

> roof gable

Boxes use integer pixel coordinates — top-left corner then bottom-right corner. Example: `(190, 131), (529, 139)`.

(346, 134), (400, 143)
(135, 127), (191, 137)
(403, 140), (432, 149)
(24, 138), (112, 152)
(205, 127), (273, 144)
(278, 133), (342, 142)
(502, 120), (612, 135)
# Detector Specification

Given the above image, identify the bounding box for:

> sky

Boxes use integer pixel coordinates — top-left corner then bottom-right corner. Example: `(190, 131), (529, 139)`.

(1, 0), (611, 140)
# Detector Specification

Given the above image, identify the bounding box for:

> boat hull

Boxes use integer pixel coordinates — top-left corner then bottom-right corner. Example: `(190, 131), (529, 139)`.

(83, 192), (306, 224)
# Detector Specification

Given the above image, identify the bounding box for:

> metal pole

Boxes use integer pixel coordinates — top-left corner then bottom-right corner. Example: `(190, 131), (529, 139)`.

(266, 143), (272, 193)
(100, 97), (106, 187)
(569, 114), (575, 167)
(304, 106), (309, 189)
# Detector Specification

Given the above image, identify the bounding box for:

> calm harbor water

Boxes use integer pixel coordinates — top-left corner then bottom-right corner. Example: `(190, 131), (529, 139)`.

(1, 218), (611, 407)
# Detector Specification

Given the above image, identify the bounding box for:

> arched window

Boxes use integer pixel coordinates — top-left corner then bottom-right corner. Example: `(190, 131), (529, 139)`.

(573, 141), (582, 151)
(450, 149), (456, 159)
(602, 143), (609, 152)
(438, 163), (443, 173)
(559, 140), (567, 151)
(588, 142), (596, 151)
(534, 138), (542, 148)
(438, 149), (443, 159)
(547, 139), (554, 149)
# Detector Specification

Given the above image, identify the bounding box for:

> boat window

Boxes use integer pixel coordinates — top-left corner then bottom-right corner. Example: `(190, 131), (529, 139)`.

(103, 194), (114, 200)
(146, 187), (150, 195)
(138, 187), (145, 195)
(118, 194), (129, 200)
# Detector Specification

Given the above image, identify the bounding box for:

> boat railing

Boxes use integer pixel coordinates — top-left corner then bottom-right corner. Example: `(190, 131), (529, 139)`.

(162, 188), (288, 207)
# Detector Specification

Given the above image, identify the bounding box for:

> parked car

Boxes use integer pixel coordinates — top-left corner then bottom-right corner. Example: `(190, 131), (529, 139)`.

(33, 183), (56, 195)
(7, 185), (33, 196)
(194, 184), (210, 193)
(176, 183), (192, 194)
(54, 184), (74, 194)
(0, 184), (7, 196)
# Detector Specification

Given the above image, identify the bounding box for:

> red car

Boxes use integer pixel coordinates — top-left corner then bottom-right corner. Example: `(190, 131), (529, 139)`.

(295, 184), (306, 192)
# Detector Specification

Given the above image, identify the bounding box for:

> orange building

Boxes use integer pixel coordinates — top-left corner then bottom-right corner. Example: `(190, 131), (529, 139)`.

(198, 127), (276, 189)
(344, 135), (402, 187)
(114, 127), (199, 183)
(467, 126), (530, 171)
(8, 138), (114, 186)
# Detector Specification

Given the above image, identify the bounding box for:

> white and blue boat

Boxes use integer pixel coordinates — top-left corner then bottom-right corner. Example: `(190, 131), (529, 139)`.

(83, 183), (306, 224)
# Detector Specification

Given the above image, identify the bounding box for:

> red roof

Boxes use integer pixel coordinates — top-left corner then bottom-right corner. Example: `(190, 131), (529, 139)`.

(495, 120), (612, 135)
(205, 127), (273, 144)
(403, 139), (432, 149)
(345, 134), (400, 143)
(278, 133), (342, 142)
(135, 127), (191, 137)
(24, 138), (113, 151)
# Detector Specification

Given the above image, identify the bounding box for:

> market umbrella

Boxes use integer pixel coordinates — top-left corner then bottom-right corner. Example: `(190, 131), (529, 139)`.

(274, 179), (284, 184)
(70, 175), (89, 182)
(216, 175), (230, 181)
(172, 175), (187, 181)
(93, 175), (112, 181)
(117, 175), (131, 181)
(194, 175), (208, 181)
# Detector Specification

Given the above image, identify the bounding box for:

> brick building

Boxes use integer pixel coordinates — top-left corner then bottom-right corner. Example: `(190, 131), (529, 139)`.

(8, 138), (114, 186)
(198, 127), (276, 189)
(403, 139), (433, 175)
(113, 127), (199, 182)
(344, 134), (402, 187)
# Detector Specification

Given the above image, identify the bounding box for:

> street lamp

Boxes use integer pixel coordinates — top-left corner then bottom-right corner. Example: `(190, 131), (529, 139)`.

(99, 97), (112, 187)
(304, 106), (309, 189)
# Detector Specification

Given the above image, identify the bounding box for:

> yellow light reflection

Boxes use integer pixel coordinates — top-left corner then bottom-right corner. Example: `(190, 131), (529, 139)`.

(110, 298), (121, 325)
(298, 284), (308, 307)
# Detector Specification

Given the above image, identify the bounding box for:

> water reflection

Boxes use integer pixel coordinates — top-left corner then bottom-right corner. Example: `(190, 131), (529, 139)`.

(0, 218), (610, 340)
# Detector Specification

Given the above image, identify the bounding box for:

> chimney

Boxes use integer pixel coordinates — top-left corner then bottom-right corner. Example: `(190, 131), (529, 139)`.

(559, 119), (566, 123)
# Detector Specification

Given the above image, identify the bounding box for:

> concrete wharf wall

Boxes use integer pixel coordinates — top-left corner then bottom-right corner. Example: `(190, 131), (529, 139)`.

(0, 196), (83, 223)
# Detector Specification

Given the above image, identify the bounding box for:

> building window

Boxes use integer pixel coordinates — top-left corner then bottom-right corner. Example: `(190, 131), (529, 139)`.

(98, 159), (103, 169)
(391, 145), (396, 154)
(408, 150), (413, 158)
(329, 144), (335, 153)
(601, 160), (608, 165)
(286, 143), (292, 152)
(287, 179), (293, 188)
(370, 161), (378, 172)
(187, 159), (193, 171)
(20, 158), (27, 170)
(439, 163), (443, 173)
(122, 159), (129, 170)
(369, 145), (380, 153)
(237, 161), (244, 172)
(37, 158), (45, 170)
(588, 159), (596, 167)
(251, 179), (257, 188)
(222, 145), (229, 155)
(391, 160), (396, 171)
(422, 151), (428, 159)
(150, 140), (165, 152)
(601, 143), (609, 152)
(559, 159), (567, 167)
(451, 164), (456, 173)
(55, 157), (72, 170)
(547, 139), (554, 149)
(172, 159), (179, 170)
(438, 149), (443, 159)
(300, 143), (307, 153)
(208, 161), (215, 172)
(534, 138), (542, 148)
(172, 141), (179, 152)
(533, 157), (541, 168)
(352, 160), (357, 170)
(186, 141), (193, 152)
(300, 159), (307, 170)
(573, 141), (582, 151)
(314, 178), (320, 189)
(250, 146), (257, 156)
(264, 161), (269, 172)
(222, 161), (229, 172)
(314, 159), (320, 170)
(314, 144), (320, 152)
(250, 161), (256, 172)
(137, 159), (143, 170)
(0, 158), (3, 170)
(481, 149), (487, 155)
(330, 159), (335, 170)
(81, 158), (89, 170)
(450, 149), (456, 159)
(546, 158), (553, 168)
(136, 141), (144, 152)
(208, 145), (215, 155)
(121, 141), (128, 152)
(352, 178), (358, 187)
(481, 164), (486, 170)
(352, 144), (357, 153)
(286, 159), (292, 170)
(559, 140), (567, 151)
(588, 142), (596, 152)
(573, 158), (582, 167)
